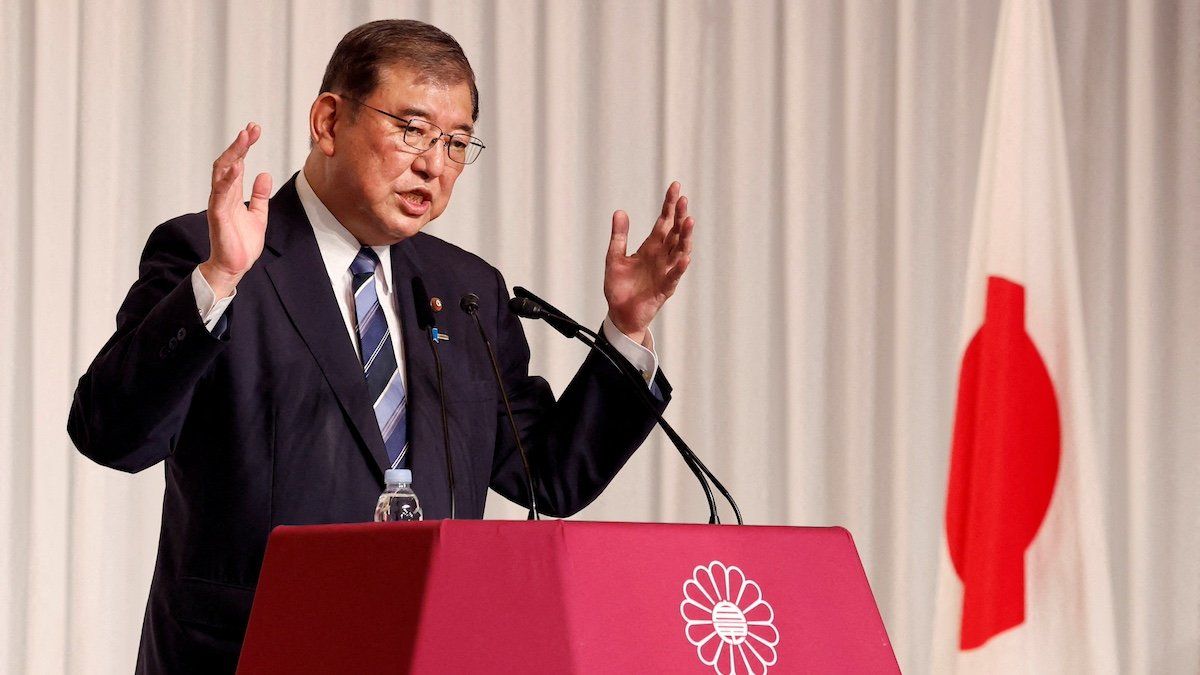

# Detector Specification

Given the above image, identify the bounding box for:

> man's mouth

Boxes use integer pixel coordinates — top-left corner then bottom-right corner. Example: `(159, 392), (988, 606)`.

(398, 188), (432, 217)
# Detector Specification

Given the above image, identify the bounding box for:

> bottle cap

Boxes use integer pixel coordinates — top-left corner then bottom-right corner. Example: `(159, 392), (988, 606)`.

(385, 468), (413, 485)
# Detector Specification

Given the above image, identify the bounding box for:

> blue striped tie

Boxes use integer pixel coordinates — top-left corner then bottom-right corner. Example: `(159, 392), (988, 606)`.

(350, 248), (408, 468)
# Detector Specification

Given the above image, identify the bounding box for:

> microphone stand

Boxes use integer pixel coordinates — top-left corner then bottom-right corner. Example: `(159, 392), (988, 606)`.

(511, 289), (742, 525)
(460, 294), (539, 520)
(427, 337), (455, 519)
(411, 277), (456, 519)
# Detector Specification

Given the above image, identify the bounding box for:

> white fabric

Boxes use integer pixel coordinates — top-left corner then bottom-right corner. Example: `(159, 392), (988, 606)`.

(189, 267), (236, 332)
(930, 1), (1118, 671)
(2, 2), (1198, 674)
(600, 318), (657, 382)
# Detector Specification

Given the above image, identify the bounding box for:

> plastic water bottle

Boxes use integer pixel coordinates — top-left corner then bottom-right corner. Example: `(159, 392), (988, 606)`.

(374, 469), (423, 521)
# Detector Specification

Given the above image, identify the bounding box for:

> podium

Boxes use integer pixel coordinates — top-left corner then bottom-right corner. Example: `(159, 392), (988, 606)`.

(237, 520), (898, 673)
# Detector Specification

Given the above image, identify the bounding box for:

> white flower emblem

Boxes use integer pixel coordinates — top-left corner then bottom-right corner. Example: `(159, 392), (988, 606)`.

(680, 561), (780, 675)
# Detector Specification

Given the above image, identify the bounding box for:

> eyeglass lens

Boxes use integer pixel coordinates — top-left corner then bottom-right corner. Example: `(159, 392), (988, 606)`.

(402, 119), (483, 164)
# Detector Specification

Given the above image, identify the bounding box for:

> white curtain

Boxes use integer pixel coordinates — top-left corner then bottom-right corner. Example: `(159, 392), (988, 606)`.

(2, 1), (1196, 672)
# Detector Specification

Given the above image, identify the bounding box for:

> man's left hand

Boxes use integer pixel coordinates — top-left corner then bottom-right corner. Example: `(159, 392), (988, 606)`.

(604, 181), (695, 345)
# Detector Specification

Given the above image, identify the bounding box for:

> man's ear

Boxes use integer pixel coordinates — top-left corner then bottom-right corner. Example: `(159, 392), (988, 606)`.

(309, 93), (340, 156)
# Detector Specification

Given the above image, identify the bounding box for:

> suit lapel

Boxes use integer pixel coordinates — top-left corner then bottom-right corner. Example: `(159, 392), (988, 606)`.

(261, 176), (391, 478)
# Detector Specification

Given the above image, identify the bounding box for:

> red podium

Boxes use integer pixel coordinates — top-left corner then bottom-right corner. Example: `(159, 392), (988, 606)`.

(237, 520), (898, 674)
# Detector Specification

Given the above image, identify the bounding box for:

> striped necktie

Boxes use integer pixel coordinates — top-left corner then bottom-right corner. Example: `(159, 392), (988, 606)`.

(350, 248), (408, 468)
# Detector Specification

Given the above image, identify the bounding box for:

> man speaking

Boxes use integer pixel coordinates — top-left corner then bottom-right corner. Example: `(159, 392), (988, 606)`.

(67, 19), (694, 674)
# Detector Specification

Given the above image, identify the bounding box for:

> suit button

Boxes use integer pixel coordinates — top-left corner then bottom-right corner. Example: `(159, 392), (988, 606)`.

(177, 327), (187, 340)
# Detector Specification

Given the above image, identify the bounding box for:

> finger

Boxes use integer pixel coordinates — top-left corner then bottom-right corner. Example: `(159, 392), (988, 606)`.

(659, 181), (681, 220)
(212, 160), (246, 213)
(660, 217), (691, 269)
(672, 216), (695, 256)
(212, 123), (262, 183)
(653, 182), (681, 238)
(608, 210), (630, 262)
(662, 228), (681, 255)
(675, 194), (689, 230)
(213, 129), (247, 178)
(657, 255), (691, 300)
(248, 172), (272, 217)
(209, 155), (243, 215)
(665, 254), (691, 286)
(211, 130), (243, 190)
(662, 205), (691, 255)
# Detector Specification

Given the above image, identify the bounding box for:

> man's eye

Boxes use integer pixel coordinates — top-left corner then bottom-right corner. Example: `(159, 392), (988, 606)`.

(450, 138), (470, 150)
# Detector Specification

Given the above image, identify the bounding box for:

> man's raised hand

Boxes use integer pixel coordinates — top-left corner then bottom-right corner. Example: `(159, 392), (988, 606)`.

(199, 122), (273, 300)
(603, 181), (695, 345)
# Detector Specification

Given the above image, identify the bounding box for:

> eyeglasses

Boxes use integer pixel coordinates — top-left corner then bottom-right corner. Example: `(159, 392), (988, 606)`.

(343, 96), (486, 165)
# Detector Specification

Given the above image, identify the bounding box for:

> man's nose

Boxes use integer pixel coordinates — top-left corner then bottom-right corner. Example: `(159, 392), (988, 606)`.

(412, 140), (447, 178)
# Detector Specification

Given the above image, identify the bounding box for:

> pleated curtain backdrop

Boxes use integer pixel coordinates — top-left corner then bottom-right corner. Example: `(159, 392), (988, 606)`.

(1, 1), (1197, 673)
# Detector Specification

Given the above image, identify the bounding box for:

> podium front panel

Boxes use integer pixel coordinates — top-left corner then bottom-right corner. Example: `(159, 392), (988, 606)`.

(239, 520), (898, 674)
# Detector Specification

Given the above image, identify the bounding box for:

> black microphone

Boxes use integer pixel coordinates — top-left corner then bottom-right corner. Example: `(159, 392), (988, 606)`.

(508, 297), (579, 339)
(508, 292), (742, 525)
(513, 286), (573, 325)
(460, 293), (539, 521)
(512, 292), (658, 392)
(509, 293), (642, 391)
(411, 276), (456, 519)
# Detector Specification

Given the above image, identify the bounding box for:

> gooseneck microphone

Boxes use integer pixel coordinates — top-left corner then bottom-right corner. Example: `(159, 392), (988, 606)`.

(509, 287), (742, 525)
(507, 297), (578, 338)
(411, 277), (455, 519)
(459, 293), (539, 521)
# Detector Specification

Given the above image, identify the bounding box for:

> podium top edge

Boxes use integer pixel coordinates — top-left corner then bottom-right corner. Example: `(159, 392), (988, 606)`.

(268, 519), (854, 539)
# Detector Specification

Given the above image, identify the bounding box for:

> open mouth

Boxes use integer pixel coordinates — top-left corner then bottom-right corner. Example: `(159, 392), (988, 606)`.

(398, 188), (432, 216)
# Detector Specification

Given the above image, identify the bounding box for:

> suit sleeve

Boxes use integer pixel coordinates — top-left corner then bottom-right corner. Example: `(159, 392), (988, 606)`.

(68, 217), (229, 473)
(486, 270), (672, 517)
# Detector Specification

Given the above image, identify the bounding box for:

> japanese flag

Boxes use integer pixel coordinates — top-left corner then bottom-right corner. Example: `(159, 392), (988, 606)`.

(931, 0), (1119, 672)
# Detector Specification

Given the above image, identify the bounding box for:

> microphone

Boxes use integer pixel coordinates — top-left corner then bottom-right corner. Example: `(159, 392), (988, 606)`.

(460, 293), (539, 520)
(512, 292), (657, 391)
(411, 276), (456, 519)
(509, 291), (640, 389)
(508, 297), (579, 339)
(512, 286), (573, 324)
(508, 290), (742, 525)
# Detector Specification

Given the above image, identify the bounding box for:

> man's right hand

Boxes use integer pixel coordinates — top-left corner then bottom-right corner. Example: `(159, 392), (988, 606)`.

(199, 122), (273, 300)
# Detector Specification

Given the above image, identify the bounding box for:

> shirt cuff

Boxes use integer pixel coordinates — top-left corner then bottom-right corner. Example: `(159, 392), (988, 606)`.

(191, 266), (236, 333)
(601, 316), (659, 387)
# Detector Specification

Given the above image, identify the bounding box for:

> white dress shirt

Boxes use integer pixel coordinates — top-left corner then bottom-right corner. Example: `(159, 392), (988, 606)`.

(190, 171), (660, 383)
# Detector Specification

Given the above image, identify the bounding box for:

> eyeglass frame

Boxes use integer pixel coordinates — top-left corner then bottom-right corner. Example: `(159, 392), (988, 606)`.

(340, 95), (486, 165)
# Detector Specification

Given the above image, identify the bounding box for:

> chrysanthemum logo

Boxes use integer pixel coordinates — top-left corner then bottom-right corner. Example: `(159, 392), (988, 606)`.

(680, 561), (780, 674)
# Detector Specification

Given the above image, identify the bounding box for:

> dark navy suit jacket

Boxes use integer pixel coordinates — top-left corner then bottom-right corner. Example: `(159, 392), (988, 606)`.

(68, 175), (669, 674)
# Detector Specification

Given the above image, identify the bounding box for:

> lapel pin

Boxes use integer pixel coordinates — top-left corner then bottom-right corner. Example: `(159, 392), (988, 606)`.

(430, 297), (444, 313)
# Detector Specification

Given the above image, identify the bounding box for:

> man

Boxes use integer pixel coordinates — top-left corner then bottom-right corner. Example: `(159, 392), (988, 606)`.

(67, 19), (694, 674)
